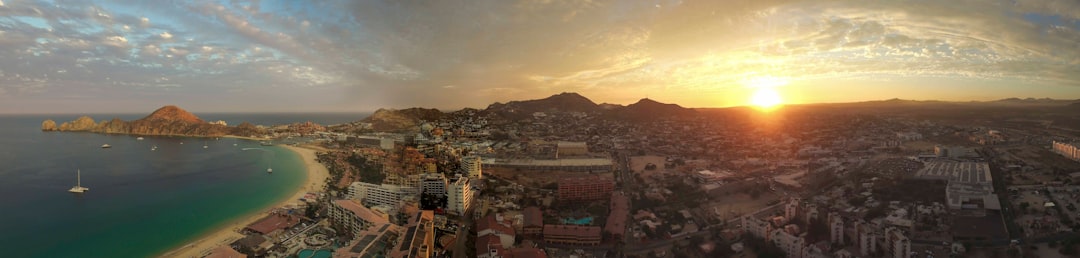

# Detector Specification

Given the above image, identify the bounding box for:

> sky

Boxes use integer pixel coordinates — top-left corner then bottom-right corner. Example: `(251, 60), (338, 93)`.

(1, 0), (1079, 114)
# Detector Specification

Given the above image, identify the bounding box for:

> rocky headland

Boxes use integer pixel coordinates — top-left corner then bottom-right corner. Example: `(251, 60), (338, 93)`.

(42, 105), (265, 137)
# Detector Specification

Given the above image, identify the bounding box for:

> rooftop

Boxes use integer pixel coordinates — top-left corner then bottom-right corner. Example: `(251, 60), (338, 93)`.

(205, 245), (247, 258)
(543, 224), (602, 237)
(334, 199), (390, 224)
(244, 213), (301, 235)
(524, 207), (543, 227)
(915, 161), (992, 184)
(484, 158), (613, 167)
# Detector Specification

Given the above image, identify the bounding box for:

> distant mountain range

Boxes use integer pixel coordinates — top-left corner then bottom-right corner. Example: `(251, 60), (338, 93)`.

(357, 93), (1080, 131)
(356, 92), (697, 131)
(42, 106), (264, 137)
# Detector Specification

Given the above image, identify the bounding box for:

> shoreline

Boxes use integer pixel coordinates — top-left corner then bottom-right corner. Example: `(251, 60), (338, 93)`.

(158, 143), (330, 258)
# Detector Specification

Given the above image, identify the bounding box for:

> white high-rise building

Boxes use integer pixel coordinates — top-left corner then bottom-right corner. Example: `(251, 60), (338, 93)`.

(829, 212), (844, 245)
(421, 173), (448, 197)
(785, 198), (801, 222)
(770, 229), (805, 258)
(885, 227), (911, 258)
(347, 182), (419, 208)
(860, 232), (877, 256)
(447, 176), (477, 215)
(462, 155), (483, 179)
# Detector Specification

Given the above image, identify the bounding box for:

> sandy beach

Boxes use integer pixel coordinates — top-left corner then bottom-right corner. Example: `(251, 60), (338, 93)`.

(159, 144), (330, 258)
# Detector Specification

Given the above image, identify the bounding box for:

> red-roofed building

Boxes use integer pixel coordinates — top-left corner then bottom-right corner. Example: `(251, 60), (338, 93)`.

(478, 214), (516, 249)
(244, 212), (301, 236)
(605, 192), (629, 240)
(523, 207), (543, 236)
(477, 234), (505, 258)
(543, 225), (601, 246)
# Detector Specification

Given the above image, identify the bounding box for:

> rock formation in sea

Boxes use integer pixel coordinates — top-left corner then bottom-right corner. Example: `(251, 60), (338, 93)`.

(43, 105), (266, 137)
(41, 119), (57, 131)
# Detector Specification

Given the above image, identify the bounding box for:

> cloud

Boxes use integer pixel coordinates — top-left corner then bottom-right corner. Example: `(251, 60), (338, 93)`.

(1, 0), (1079, 113)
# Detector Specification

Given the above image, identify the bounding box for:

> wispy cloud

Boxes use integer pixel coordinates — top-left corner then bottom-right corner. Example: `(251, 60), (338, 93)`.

(0, 0), (1078, 113)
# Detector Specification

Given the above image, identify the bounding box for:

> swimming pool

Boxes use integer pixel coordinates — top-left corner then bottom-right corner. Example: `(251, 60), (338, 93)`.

(563, 217), (594, 225)
(296, 249), (332, 258)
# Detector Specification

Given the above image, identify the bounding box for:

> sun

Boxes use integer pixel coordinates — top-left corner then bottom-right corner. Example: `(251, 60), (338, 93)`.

(745, 76), (786, 110)
(750, 87), (783, 109)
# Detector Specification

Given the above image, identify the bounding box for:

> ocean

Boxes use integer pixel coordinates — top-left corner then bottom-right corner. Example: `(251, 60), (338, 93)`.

(0, 113), (366, 257)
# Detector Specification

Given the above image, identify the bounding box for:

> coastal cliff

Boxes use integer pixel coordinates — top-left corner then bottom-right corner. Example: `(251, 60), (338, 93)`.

(43, 105), (261, 137)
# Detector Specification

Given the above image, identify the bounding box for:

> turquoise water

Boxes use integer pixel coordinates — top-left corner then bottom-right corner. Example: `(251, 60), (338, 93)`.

(297, 249), (333, 258)
(0, 114), (353, 257)
(563, 217), (594, 225)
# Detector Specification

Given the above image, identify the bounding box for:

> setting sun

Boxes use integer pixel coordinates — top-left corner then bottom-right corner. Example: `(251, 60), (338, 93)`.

(745, 76), (786, 110)
(750, 87), (783, 109)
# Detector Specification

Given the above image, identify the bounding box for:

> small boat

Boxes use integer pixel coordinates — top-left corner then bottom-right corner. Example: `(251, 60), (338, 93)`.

(151, 145), (158, 151)
(136, 137), (144, 140)
(68, 169), (89, 193)
(101, 144), (111, 148)
(203, 141), (208, 149)
(267, 168), (273, 173)
(260, 141), (273, 146)
(233, 143), (238, 146)
(180, 142), (184, 145)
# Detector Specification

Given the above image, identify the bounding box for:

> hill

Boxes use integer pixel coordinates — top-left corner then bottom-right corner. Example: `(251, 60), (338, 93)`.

(42, 105), (260, 137)
(612, 98), (696, 120)
(483, 92), (600, 119)
(361, 108), (445, 132)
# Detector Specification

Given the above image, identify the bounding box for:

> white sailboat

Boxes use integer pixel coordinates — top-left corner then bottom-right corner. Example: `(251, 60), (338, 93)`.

(203, 141), (208, 149)
(68, 169), (89, 193)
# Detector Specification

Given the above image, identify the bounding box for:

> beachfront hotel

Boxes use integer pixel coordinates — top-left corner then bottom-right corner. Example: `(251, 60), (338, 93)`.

(330, 199), (391, 237)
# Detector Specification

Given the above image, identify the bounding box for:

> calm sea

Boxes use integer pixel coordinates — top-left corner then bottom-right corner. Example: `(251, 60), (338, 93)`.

(0, 113), (365, 257)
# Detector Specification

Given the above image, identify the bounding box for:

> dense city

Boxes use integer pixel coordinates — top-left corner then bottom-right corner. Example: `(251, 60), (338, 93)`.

(186, 93), (1080, 258)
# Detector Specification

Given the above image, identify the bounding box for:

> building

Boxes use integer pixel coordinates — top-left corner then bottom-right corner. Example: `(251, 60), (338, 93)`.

(856, 221), (877, 256)
(205, 245), (246, 258)
(896, 132), (923, 141)
(420, 173), (448, 197)
(353, 135), (396, 150)
(556, 141), (589, 158)
(483, 158), (613, 172)
(884, 227), (911, 258)
(770, 229), (805, 258)
(393, 210), (436, 258)
(347, 182), (419, 209)
(462, 155), (484, 178)
(934, 145), (976, 158)
(915, 161), (992, 184)
(335, 223), (404, 257)
(542, 225), (602, 245)
(605, 192), (629, 240)
(447, 176), (478, 215)
(557, 176), (614, 202)
(785, 198), (801, 222)
(1053, 141), (1080, 161)
(829, 212), (844, 246)
(243, 212), (300, 236)
(523, 207), (544, 236)
(741, 216), (773, 241)
(330, 199), (391, 237)
(915, 161), (996, 210)
(479, 214), (516, 249)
